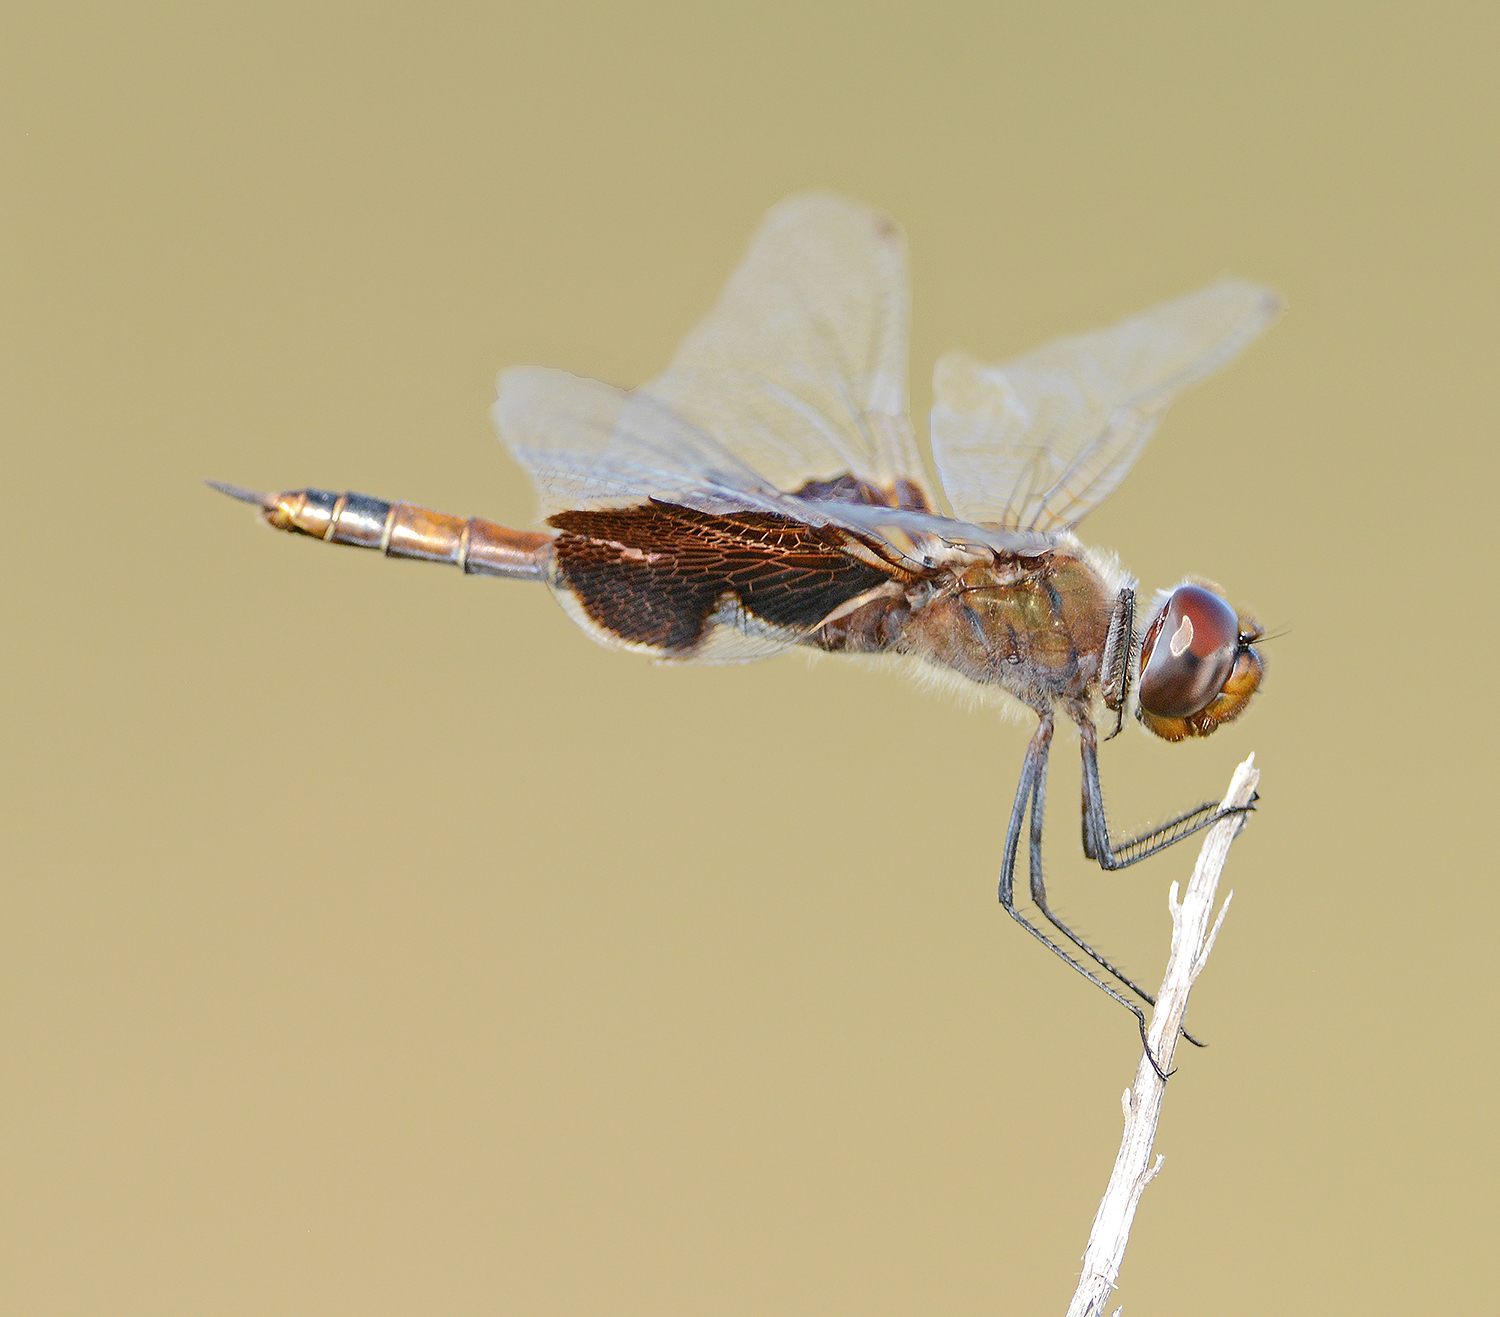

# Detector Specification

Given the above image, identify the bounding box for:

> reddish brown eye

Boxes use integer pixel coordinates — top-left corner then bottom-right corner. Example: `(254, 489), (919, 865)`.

(1138, 584), (1242, 720)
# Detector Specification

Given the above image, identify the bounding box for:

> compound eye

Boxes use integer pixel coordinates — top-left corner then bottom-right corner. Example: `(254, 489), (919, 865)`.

(1138, 584), (1241, 720)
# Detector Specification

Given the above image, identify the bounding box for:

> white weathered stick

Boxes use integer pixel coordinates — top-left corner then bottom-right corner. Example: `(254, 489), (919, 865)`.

(1064, 753), (1260, 1317)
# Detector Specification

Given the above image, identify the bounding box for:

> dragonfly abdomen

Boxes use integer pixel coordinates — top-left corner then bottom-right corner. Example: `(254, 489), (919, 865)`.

(207, 482), (552, 580)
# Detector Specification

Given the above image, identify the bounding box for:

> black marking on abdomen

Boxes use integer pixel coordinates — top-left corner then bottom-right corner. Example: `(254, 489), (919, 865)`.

(548, 502), (895, 654)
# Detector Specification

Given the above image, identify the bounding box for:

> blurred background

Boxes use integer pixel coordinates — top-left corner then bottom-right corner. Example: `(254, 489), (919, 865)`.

(4, 3), (1495, 1313)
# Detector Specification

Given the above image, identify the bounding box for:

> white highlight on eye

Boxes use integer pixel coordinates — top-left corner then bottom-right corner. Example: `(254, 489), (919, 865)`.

(1169, 614), (1194, 657)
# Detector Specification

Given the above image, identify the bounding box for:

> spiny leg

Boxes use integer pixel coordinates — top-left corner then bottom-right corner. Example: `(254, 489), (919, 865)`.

(1022, 728), (1206, 1049)
(1078, 717), (1256, 870)
(998, 716), (1171, 1079)
(1099, 583), (1136, 743)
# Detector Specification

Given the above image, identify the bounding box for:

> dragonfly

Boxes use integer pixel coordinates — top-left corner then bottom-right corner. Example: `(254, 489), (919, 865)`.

(212, 194), (1278, 1071)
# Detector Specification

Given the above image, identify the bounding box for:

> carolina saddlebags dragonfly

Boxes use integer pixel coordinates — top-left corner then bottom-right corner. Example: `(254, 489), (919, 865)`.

(213, 194), (1278, 1059)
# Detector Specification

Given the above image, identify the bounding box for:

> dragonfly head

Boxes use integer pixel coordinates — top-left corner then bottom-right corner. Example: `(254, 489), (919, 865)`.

(1136, 581), (1264, 742)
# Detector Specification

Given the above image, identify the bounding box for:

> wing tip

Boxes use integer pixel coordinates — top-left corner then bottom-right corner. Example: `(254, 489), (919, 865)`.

(1208, 277), (1286, 324)
(761, 192), (904, 247)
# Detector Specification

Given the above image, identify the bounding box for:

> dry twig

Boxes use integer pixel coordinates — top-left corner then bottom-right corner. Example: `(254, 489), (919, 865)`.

(1065, 754), (1260, 1317)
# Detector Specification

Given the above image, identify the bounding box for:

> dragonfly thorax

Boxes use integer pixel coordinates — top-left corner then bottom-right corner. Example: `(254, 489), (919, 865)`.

(895, 550), (1114, 711)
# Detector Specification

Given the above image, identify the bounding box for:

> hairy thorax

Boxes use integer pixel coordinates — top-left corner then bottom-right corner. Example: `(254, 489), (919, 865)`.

(814, 547), (1115, 715)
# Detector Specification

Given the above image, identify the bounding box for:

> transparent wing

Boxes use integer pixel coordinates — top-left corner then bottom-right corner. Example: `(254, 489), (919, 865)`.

(494, 366), (1052, 564)
(929, 280), (1282, 532)
(495, 363), (1056, 570)
(495, 365), (789, 518)
(642, 193), (934, 508)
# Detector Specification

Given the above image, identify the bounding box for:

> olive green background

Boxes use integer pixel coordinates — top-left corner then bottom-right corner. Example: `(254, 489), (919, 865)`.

(5, 3), (1495, 1313)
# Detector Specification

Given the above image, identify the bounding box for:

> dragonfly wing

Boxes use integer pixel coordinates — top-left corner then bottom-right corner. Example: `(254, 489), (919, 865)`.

(929, 280), (1282, 532)
(495, 365), (791, 518)
(545, 501), (905, 664)
(643, 193), (935, 510)
(494, 367), (923, 665)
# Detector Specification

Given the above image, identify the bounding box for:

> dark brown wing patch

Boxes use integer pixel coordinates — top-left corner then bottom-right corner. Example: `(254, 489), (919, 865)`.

(791, 473), (932, 512)
(548, 502), (898, 655)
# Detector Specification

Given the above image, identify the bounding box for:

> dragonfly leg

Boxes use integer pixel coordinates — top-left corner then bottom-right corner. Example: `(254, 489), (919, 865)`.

(1023, 723), (1205, 1049)
(999, 715), (1171, 1079)
(1099, 584), (1136, 743)
(1078, 716), (1256, 871)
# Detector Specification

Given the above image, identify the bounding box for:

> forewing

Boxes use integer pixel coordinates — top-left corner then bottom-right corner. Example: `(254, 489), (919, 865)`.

(643, 193), (934, 508)
(494, 365), (790, 518)
(929, 280), (1282, 531)
(495, 365), (1040, 567)
(492, 195), (1076, 589)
